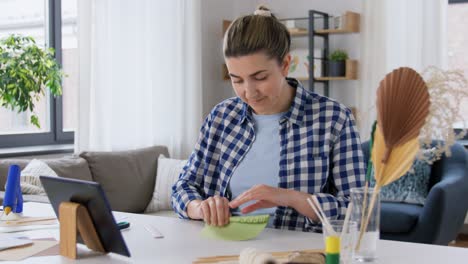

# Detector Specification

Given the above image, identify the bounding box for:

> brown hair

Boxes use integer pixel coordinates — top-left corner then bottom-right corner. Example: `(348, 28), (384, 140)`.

(223, 6), (291, 64)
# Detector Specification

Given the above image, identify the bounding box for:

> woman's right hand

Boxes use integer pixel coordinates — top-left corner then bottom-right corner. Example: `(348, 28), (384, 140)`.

(187, 196), (230, 226)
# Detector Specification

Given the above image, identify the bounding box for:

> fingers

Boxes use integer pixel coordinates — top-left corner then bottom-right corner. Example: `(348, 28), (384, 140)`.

(201, 196), (230, 226)
(200, 200), (211, 225)
(241, 201), (265, 214)
(229, 189), (253, 208)
(217, 196), (231, 226)
(208, 198), (217, 226)
(241, 200), (275, 214)
(229, 184), (265, 208)
(224, 198), (230, 225)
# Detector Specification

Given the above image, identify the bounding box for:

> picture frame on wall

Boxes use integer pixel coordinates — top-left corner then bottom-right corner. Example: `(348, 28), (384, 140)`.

(289, 48), (323, 79)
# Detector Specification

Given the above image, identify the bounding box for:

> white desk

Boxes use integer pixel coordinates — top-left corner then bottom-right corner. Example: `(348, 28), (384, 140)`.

(4, 203), (468, 263)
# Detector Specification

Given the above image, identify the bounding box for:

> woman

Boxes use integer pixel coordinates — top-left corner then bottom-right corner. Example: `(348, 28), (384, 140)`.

(171, 6), (365, 231)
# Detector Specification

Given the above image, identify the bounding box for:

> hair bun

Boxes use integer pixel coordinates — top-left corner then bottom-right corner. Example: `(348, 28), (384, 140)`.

(254, 5), (272, 17)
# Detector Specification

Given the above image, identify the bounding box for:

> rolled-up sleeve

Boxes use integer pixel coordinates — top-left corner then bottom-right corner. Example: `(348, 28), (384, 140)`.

(171, 114), (212, 219)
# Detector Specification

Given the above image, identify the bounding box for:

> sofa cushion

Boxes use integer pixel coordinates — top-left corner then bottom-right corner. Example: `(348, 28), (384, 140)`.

(145, 155), (187, 213)
(381, 202), (422, 233)
(0, 156), (92, 191)
(0, 191), (50, 204)
(20, 159), (58, 194)
(370, 148), (436, 205)
(45, 156), (94, 182)
(80, 146), (169, 213)
(0, 160), (29, 191)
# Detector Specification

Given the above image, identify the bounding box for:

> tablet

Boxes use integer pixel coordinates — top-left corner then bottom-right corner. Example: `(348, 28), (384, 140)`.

(40, 176), (131, 257)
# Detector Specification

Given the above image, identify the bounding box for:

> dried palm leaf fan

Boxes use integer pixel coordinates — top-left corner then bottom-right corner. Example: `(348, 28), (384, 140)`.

(376, 67), (430, 163)
(356, 67), (430, 250)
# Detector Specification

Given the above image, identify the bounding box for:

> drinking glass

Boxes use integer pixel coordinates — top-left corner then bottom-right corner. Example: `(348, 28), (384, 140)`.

(322, 220), (358, 264)
(350, 187), (380, 262)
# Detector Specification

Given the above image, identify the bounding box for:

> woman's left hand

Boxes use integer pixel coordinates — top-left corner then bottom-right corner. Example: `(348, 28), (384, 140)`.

(228, 184), (292, 214)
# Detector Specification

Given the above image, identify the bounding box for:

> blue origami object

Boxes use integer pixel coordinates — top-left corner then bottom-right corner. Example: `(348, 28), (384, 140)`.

(3, 165), (23, 215)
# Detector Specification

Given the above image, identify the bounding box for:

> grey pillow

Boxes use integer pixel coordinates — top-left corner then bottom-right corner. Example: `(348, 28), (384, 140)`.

(80, 146), (169, 213)
(0, 159), (29, 191)
(44, 156), (93, 182)
(0, 156), (92, 191)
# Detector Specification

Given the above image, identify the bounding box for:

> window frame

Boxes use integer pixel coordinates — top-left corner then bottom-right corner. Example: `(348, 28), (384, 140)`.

(449, 0), (468, 4)
(0, 0), (74, 148)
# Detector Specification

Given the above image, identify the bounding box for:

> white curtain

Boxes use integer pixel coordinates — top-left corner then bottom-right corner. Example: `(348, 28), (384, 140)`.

(76, 0), (203, 159)
(358, 0), (447, 139)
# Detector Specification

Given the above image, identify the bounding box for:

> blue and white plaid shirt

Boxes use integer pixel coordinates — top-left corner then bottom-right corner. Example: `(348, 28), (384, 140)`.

(172, 78), (365, 231)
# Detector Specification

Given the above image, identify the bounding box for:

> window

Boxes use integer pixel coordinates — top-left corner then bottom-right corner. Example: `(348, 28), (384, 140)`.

(0, 0), (77, 148)
(448, 0), (468, 140)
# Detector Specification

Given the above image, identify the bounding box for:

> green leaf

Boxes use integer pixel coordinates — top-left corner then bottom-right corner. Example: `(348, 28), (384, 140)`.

(30, 114), (40, 128)
(329, 49), (349, 61)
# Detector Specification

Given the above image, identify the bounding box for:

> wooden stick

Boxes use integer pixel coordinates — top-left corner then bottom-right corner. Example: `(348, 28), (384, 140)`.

(355, 184), (381, 251)
(193, 249), (324, 263)
(311, 196), (337, 236)
(358, 186), (380, 250)
(355, 161), (385, 251)
(358, 181), (369, 240)
(306, 197), (336, 236)
(306, 198), (327, 229)
(341, 202), (353, 238)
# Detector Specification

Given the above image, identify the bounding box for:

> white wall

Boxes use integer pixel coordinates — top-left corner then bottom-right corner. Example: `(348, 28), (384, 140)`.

(200, 0), (363, 117)
(200, 0), (238, 118)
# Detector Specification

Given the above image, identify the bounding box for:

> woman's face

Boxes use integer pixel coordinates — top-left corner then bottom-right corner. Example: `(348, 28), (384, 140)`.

(225, 52), (291, 115)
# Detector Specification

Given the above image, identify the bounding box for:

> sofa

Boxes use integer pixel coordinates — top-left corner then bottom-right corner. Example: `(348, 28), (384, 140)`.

(362, 141), (468, 245)
(0, 145), (178, 218)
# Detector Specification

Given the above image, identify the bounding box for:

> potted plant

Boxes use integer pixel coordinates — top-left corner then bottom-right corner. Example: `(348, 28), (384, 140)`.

(327, 49), (348, 77)
(0, 34), (63, 128)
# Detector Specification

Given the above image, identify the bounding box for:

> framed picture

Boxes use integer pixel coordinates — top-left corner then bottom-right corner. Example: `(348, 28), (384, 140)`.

(289, 48), (323, 78)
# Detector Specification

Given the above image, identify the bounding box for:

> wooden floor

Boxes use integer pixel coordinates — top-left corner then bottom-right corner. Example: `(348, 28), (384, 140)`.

(449, 234), (468, 248)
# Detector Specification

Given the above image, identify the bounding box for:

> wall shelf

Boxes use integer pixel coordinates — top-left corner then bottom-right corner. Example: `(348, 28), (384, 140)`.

(316, 59), (358, 80)
(309, 10), (360, 97)
(315, 77), (353, 81)
(315, 28), (358, 34)
(289, 28), (308, 37)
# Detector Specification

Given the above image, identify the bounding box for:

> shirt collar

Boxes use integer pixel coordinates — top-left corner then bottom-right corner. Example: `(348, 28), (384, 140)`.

(239, 78), (307, 126)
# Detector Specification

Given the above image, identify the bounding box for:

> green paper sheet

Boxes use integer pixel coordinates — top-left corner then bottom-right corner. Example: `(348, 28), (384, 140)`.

(201, 215), (270, 241)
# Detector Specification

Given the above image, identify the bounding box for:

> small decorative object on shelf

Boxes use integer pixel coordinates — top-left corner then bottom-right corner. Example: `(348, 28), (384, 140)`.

(284, 19), (297, 29)
(327, 50), (348, 77)
(316, 11), (360, 34)
(283, 19), (308, 36)
(333, 14), (343, 30)
(289, 48), (323, 80)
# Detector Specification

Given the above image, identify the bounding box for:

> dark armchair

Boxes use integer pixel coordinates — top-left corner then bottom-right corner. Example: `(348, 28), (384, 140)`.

(362, 141), (468, 245)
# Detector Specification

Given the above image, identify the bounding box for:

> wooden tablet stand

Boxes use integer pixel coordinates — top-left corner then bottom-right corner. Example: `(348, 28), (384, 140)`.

(59, 202), (107, 259)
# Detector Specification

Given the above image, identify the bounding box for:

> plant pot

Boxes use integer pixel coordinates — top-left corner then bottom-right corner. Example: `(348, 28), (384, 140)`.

(327, 60), (346, 77)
